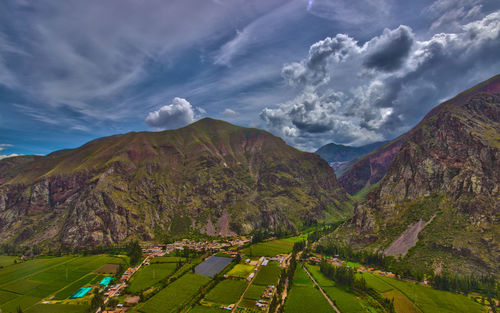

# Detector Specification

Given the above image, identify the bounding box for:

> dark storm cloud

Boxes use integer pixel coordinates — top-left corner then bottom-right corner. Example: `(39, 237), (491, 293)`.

(261, 11), (500, 150)
(281, 34), (359, 87)
(363, 26), (414, 72)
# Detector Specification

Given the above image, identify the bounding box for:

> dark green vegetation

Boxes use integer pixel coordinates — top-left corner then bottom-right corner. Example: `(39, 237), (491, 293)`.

(0, 255), (126, 312)
(284, 266), (333, 313)
(330, 74), (500, 279)
(0, 118), (350, 250)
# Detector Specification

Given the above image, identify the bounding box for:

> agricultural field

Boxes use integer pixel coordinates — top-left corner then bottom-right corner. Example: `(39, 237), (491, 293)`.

(284, 266), (334, 313)
(134, 273), (210, 313)
(150, 256), (185, 263)
(226, 264), (255, 278)
(204, 279), (247, 305)
(0, 255), (126, 312)
(26, 303), (90, 313)
(195, 256), (233, 277)
(252, 261), (281, 286)
(359, 272), (484, 313)
(0, 255), (17, 268)
(242, 239), (294, 256)
(243, 284), (267, 300)
(128, 263), (177, 293)
(306, 265), (370, 313)
(190, 305), (226, 313)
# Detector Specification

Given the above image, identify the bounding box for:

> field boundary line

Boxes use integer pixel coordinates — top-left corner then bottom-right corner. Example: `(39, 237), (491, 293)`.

(302, 264), (340, 313)
(373, 274), (425, 313)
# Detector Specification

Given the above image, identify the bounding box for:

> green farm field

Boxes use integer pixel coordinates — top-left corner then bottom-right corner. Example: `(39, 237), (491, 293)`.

(128, 263), (177, 293)
(0, 255), (126, 312)
(0, 255), (17, 268)
(252, 262), (281, 286)
(306, 265), (369, 313)
(359, 272), (484, 313)
(150, 256), (185, 263)
(244, 284), (267, 300)
(204, 279), (247, 304)
(135, 273), (210, 313)
(242, 239), (294, 256)
(226, 264), (254, 278)
(190, 305), (227, 313)
(284, 266), (334, 313)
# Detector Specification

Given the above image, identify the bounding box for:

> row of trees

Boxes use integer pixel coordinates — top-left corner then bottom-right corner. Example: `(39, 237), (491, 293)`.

(432, 273), (498, 296)
(316, 243), (392, 269)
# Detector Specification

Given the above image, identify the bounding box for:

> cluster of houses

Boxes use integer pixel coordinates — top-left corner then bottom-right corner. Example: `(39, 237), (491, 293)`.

(256, 299), (269, 309)
(146, 237), (251, 254)
(261, 285), (274, 299)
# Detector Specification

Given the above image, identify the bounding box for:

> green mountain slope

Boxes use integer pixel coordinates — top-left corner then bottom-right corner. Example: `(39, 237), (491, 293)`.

(0, 118), (350, 248)
(325, 75), (500, 277)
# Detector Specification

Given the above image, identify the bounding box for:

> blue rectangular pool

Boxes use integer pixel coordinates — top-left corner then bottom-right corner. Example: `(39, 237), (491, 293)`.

(99, 276), (113, 286)
(69, 287), (92, 299)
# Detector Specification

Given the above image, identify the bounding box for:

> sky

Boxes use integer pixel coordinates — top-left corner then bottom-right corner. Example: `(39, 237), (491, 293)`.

(0, 0), (499, 158)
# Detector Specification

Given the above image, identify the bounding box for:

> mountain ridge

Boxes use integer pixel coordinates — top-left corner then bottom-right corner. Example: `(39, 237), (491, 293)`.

(0, 118), (351, 249)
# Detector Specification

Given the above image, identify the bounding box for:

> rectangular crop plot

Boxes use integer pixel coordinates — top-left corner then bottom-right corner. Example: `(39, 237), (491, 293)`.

(284, 267), (333, 313)
(243, 284), (267, 300)
(26, 303), (89, 313)
(242, 240), (293, 256)
(253, 262), (281, 286)
(136, 273), (210, 313)
(95, 263), (120, 274)
(128, 263), (177, 293)
(205, 279), (247, 305)
(226, 264), (255, 279)
(195, 256), (233, 277)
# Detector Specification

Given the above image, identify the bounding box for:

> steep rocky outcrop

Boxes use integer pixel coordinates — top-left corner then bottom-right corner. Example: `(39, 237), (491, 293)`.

(0, 118), (350, 248)
(327, 75), (500, 277)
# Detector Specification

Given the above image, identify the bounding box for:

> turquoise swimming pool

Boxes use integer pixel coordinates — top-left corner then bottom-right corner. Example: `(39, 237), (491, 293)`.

(69, 287), (92, 299)
(99, 276), (113, 286)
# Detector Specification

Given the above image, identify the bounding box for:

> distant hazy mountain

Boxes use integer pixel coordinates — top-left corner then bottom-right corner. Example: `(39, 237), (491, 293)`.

(327, 74), (500, 278)
(315, 141), (387, 175)
(0, 118), (350, 248)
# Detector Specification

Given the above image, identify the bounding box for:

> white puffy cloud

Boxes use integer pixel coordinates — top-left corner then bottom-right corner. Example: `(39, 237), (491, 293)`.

(145, 97), (195, 130)
(221, 108), (239, 117)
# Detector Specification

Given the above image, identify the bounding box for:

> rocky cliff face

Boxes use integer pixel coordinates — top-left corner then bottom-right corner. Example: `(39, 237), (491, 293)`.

(328, 75), (500, 277)
(0, 118), (350, 248)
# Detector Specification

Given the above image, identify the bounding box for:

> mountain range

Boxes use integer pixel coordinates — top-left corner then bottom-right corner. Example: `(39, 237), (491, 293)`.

(0, 118), (350, 248)
(315, 141), (387, 175)
(325, 74), (500, 277)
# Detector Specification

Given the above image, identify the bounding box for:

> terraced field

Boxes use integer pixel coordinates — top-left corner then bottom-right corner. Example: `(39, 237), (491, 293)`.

(0, 255), (127, 312)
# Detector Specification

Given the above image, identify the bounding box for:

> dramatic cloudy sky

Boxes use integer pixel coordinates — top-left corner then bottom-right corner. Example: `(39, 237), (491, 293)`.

(0, 0), (499, 157)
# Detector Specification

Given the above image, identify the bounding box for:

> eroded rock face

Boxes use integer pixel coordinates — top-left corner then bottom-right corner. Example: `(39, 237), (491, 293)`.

(0, 118), (350, 249)
(330, 75), (500, 277)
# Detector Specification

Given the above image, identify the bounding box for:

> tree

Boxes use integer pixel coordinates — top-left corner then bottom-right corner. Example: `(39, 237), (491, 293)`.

(127, 241), (142, 266)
